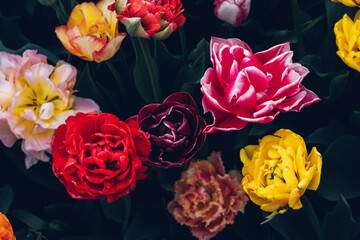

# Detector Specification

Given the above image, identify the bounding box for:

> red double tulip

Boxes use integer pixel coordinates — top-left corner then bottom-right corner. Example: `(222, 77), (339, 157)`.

(51, 112), (151, 203)
(108, 0), (186, 39)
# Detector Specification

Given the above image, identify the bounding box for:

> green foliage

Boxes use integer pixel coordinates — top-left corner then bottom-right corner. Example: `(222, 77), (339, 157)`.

(318, 136), (360, 201)
(132, 37), (161, 103)
(0, 185), (13, 214)
(322, 195), (360, 240)
(100, 195), (131, 224)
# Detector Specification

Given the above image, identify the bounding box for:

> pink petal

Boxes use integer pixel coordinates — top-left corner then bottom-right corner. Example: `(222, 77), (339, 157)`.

(279, 86), (321, 112)
(254, 42), (291, 64)
(245, 66), (271, 92)
(72, 96), (100, 114)
(201, 68), (235, 113)
(202, 96), (247, 133)
(260, 51), (294, 87)
(0, 112), (17, 147)
(51, 61), (77, 90)
(253, 96), (286, 117)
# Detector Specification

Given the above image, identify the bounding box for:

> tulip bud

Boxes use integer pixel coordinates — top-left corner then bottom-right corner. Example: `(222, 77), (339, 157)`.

(213, 0), (251, 26)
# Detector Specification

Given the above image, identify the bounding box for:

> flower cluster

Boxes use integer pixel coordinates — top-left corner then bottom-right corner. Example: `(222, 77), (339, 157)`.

(0, 0), (331, 238)
(240, 129), (322, 218)
(0, 50), (99, 168)
(168, 152), (248, 240)
(200, 37), (320, 133)
(108, 0), (186, 39)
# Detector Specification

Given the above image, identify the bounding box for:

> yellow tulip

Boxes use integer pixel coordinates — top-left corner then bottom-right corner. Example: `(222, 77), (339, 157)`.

(331, 0), (360, 7)
(55, 0), (126, 62)
(240, 129), (322, 218)
(0, 212), (15, 240)
(334, 10), (360, 72)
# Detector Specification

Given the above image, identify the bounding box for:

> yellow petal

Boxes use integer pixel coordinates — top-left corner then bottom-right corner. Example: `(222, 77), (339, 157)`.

(288, 188), (300, 208)
(240, 145), (258, 165)
(306, 147), (322, 190)
(67, 4), (84, 30)
(298, 166), (316, 190)
(55, 26), (81, 57)
(291, 199), (303, 210)
(283, 167), (298, 189)
(79, 2), (108, 35)
(261, 202), (283, 212)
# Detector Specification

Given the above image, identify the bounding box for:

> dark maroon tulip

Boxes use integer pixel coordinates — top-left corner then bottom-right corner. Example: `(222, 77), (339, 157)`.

(130, 92), (207, 168)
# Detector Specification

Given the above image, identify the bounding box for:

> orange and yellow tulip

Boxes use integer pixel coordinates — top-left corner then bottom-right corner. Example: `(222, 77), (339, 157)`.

(55, 0), (126, 62)
(0, 213), (15, 240)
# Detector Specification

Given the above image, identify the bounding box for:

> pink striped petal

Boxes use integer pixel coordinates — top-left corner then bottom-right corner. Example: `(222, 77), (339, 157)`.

(93, 33), (126, 63)
(255, 42), (291, 64)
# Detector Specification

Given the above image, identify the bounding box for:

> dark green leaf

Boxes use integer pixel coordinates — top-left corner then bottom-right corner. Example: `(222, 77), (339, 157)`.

(249, 122), (276, 136)
(123, 191), (170, 240)
(131, 37), (159, 103)
(2, 144), (64, 193)
(44, 203), (73, 219)
(100, 195), (131, 224)
(154, 40), (182, 65)
(300, 55), (330, 78)
(317, 136), (360, 201)
(15, 229), (48, 240)
(325, 71), (349, 101)
(0, 17), (28, 49)
(0, 185), (14, 214)
(323, 195), (360, 240)
(306, 120), (350, 147)
(190, 52), (206, 81)
(75, 64), (107, 107)
(175, 39), (210, 92)
(187, 38), (210, 64)
(9, 209), (47, 230)
(264, 207), (317, 240)
(70, 200), (102, 235)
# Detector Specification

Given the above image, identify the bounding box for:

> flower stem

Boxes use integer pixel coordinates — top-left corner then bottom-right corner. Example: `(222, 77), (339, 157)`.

(303, 195), (323, 240)
(179, 27), (188, 60)
(290, 0), (305, 59)
(105, 60), (128, 101)
(228, 25), (234, 38)
(52, 1), (68, 25)
(137, 37), (162, 102)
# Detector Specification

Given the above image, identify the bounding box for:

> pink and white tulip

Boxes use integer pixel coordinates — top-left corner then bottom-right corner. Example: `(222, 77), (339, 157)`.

(200, 37), (321, 134)
(213, 0), (251, 26)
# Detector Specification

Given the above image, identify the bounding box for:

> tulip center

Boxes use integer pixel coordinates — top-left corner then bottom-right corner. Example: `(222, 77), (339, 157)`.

(87, 24), (112, 42)
(39, 102), (55, 120)
(263, 159), (285, 186)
